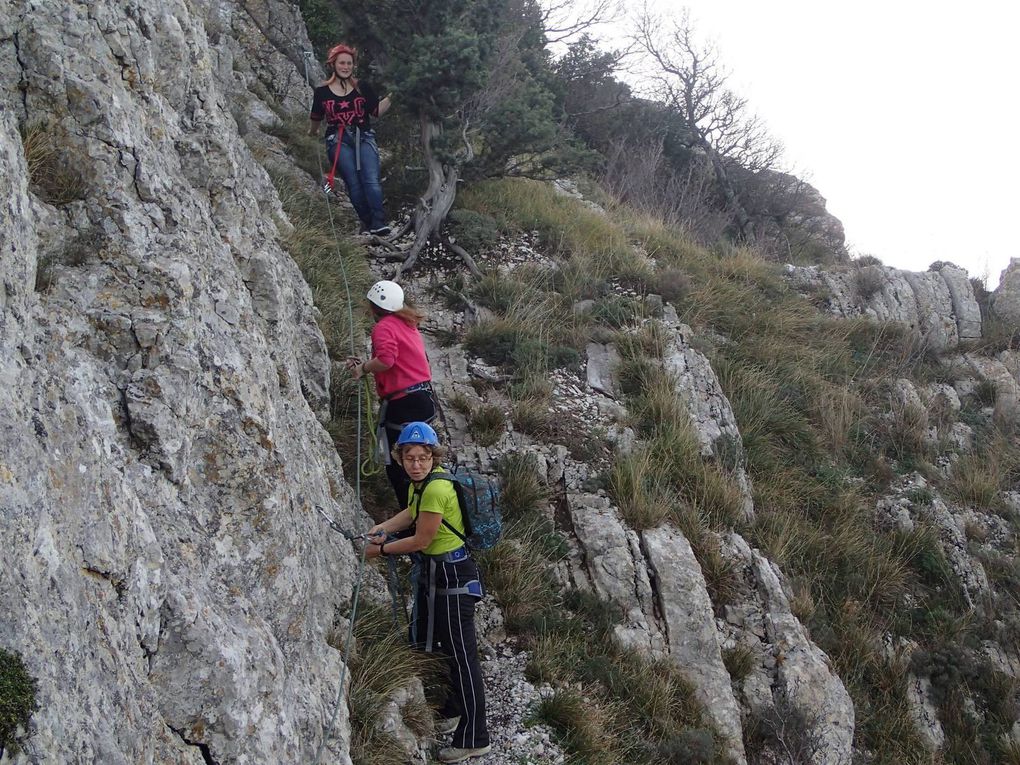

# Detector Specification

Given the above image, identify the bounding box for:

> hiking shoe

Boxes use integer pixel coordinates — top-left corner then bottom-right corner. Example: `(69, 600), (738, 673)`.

(434, 716), (460, 735)
(369, 225), (391, 236)
(437, 745), (491, 763)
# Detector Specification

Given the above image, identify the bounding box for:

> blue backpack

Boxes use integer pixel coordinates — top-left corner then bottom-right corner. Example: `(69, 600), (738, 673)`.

(419, 469), (502, 550)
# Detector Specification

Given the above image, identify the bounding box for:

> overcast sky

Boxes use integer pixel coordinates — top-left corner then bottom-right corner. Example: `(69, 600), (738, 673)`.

(603, 1), (1019, 286)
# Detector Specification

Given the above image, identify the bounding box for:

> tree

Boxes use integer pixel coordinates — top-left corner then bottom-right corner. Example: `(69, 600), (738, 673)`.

(343, 0), (583, 276)
(633, 9), (783, 240)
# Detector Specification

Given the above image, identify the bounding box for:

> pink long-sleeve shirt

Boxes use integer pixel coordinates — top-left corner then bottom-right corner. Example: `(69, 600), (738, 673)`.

(371, 315), (431, 399)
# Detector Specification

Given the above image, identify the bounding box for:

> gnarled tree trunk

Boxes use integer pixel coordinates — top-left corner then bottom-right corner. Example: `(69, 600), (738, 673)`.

(396, 115), (470, 278)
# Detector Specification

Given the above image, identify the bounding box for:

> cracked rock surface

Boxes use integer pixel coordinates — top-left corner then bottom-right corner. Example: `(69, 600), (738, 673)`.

(1, 1), (363, 762)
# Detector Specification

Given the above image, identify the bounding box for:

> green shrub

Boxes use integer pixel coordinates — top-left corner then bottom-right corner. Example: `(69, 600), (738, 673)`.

(0, 648), (37, 757)
(590, 295), (639, 329)
(447, 209), (500, 253)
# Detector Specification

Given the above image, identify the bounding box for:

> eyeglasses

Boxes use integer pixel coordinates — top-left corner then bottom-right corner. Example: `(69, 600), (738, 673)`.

(402, 455), (434, 464)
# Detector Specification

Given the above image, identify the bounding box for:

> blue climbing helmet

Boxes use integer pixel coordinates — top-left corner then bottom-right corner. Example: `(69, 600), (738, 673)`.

(396, 421), (439, 447)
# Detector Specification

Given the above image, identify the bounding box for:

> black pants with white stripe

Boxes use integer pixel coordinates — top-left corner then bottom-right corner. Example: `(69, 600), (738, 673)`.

(411, 555), (490, 749)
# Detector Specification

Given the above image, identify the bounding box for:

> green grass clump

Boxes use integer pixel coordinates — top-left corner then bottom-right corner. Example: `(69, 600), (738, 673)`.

(526, 612), (725, 765)
(609, 452), (674, 530)
(469, 404), (506, 447)
(722, 644), (757, 681)
(496, 452), (549, 520)
(478, 520), (562, 631)
(590, 295), (640, 329)
(511, 398), (555, 440)
(612, 351), (746, 532)
(1, 648), (37, 757)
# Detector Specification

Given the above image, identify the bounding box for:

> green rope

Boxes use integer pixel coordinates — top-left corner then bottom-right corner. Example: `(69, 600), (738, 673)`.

(360, 377), (381, 477)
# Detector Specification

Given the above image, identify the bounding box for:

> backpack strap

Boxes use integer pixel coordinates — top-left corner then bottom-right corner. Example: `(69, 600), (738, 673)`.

(411, 471), (466, 542)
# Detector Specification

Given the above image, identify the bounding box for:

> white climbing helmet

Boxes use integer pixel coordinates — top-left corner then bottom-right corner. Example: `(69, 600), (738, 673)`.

(366, 280), (404, 312)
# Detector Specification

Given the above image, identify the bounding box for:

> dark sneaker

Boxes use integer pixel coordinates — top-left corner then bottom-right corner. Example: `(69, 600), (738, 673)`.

(434, 716), (460, 735)
(437, 745), (491, 763)
(369, 225), (391, 236)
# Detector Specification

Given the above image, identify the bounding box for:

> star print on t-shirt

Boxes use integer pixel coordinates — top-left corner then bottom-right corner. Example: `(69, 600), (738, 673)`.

(310, 83), (381, 131)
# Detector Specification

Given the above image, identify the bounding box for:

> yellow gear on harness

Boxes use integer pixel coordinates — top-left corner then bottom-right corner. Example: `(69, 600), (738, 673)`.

(361, 376), (381, 477)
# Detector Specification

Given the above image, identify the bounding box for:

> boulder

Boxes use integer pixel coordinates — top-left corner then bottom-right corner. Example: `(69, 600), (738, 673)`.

(585, 342), (620, 398)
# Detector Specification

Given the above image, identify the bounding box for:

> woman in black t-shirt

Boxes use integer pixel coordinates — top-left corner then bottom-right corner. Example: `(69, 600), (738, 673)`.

(308, 44), (392, 236)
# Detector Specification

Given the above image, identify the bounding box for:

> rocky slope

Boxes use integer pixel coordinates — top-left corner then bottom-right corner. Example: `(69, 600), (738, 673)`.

(1, 1), (365, 761)
(5, 1), (1020, 763)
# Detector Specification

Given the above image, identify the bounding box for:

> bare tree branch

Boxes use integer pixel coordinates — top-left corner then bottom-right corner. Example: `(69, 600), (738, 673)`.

(540, 0), (620, 44)
(632, 7), (784, 240)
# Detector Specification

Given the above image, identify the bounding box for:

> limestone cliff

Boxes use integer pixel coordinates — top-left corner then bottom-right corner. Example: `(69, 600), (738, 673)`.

(1, 1), (363, 761)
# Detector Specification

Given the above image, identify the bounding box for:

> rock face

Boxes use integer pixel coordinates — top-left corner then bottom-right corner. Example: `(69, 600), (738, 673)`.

(722, 535), (855, 765)
(1, 2), (362, 762)
(660, 313), (755, 520)
(785, 263), (983, 349)
(993, 258), (1020, 326)
(643, 527), (747, 764)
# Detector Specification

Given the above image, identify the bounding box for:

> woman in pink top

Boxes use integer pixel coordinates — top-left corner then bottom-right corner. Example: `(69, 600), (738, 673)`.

(346, 280), (436, 508)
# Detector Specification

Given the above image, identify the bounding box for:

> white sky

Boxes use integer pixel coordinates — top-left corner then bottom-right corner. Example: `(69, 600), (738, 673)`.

(601, 1), (1020, 287)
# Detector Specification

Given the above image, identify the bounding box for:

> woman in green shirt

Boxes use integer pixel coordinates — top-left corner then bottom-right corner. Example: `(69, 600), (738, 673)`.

(365, 422), (491, 763)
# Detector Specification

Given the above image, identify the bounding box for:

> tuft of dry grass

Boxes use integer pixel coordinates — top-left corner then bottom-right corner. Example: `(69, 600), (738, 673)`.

(722, 644), (758, 681)
(609, 452), (674, 530)
(496, 452), (549, 519)
(21, 120), (88, 206)
(343, 607), (443, 765)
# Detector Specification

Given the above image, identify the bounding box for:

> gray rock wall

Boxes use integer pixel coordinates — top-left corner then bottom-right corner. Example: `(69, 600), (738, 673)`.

(785, 263), (983, 349)
(1, 1), (361, 762)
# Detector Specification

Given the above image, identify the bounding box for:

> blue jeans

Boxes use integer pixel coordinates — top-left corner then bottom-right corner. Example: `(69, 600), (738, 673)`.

(326, 129), (386, 230)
